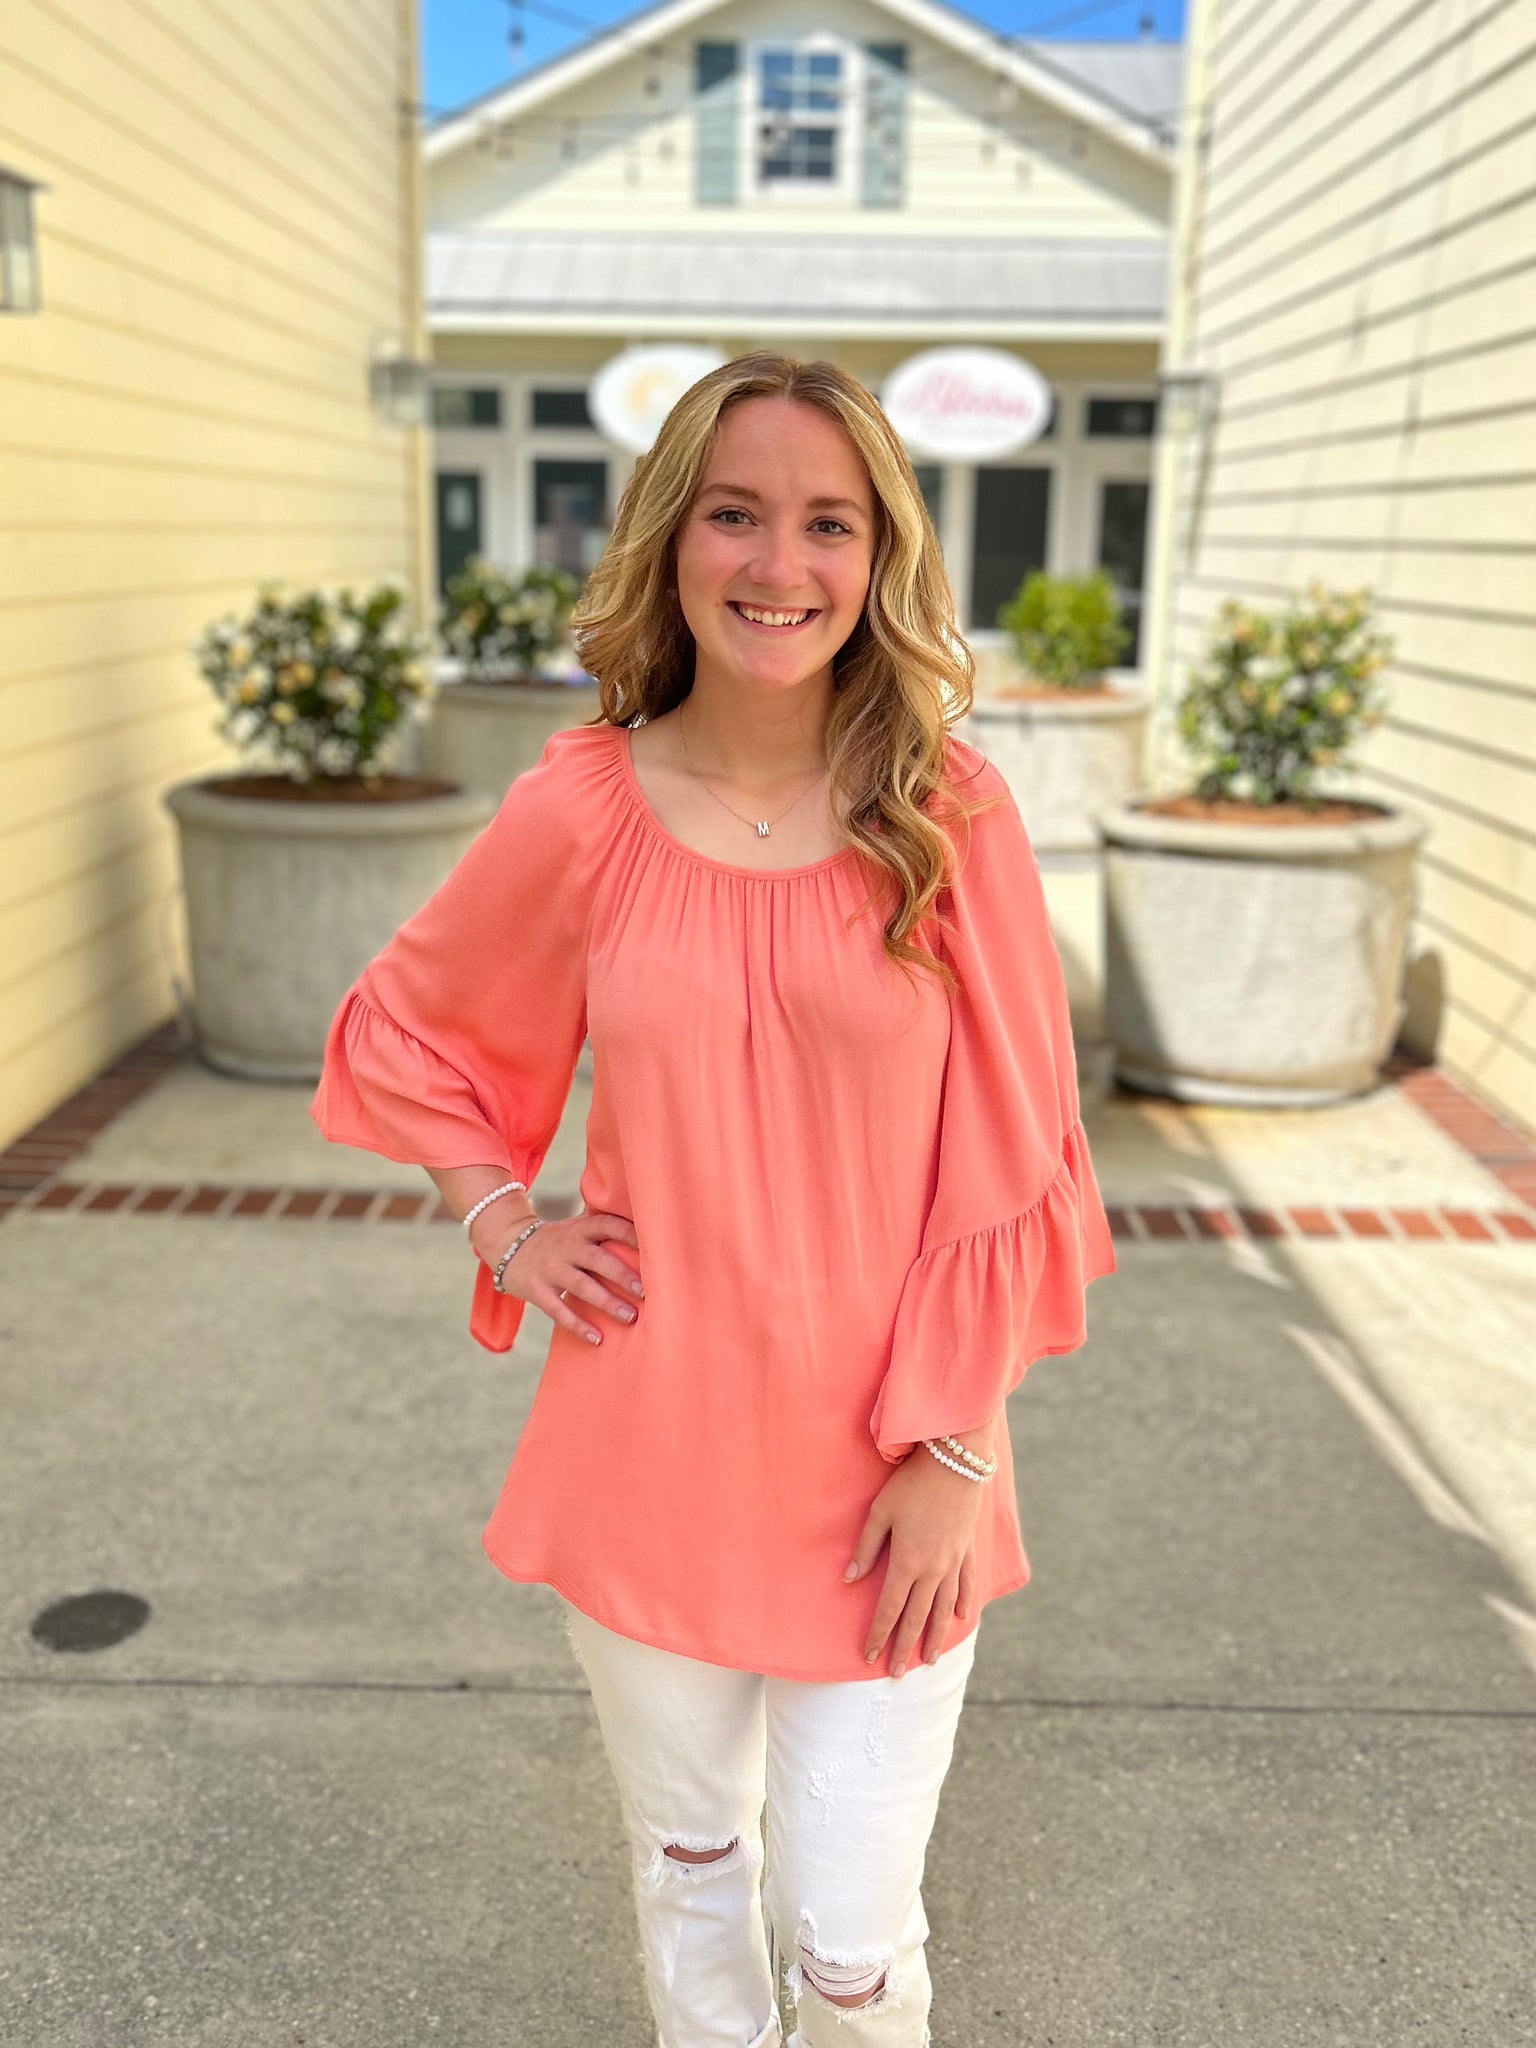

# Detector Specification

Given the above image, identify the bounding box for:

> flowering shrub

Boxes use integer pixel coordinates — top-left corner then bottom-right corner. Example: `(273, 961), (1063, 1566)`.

(1178, 582), (1392, 803)
(998, 569), (1131, 689)
(440, 558), (581, 678)
(194, 583), (434, 781)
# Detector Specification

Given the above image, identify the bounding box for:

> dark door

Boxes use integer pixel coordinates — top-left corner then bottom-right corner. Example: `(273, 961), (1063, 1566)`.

(435, 471), (483, 596)
(1097, 478), (1150, 668)
(970, 467), (1052, 631)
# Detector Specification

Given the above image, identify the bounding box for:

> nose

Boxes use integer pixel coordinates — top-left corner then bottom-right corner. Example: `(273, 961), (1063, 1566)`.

(746, 518), (813, 597)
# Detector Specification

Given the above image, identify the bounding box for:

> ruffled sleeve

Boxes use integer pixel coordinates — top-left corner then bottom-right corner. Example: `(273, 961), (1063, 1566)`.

(868, 741), (1117, 1465)
(309, 724), (603, 1353)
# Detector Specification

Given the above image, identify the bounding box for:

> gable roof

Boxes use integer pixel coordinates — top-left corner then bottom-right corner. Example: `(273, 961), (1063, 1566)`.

(424, 0), (1179, 170)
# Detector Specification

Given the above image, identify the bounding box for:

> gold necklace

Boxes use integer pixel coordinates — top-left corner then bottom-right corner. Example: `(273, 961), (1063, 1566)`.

(676, 701), (828, 840)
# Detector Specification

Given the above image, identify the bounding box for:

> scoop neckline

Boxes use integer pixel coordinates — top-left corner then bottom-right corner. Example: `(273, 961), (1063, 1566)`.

(616, 723), (864, 881)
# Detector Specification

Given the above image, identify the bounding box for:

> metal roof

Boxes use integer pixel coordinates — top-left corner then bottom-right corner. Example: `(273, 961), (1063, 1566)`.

(427, 230), (1167, 333)
(1026, 41), (1187, 141)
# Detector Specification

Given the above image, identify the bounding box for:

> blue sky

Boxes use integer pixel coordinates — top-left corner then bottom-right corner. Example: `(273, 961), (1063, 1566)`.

(422, 0), (1187, 117)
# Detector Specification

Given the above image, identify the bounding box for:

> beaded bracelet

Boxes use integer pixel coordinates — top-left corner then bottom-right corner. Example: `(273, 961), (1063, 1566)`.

(935, 1432), (997, 1476)
(492, 1217), (544, 1294)
(921, 1439), (995, 1483)
(462, 1180), (528, 1234)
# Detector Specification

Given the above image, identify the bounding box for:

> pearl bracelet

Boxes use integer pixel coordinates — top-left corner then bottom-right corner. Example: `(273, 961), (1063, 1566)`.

(935, 1432), (997, 1476)
(921, 1438), (994, 1483)
(462, 1180), (528, 1234)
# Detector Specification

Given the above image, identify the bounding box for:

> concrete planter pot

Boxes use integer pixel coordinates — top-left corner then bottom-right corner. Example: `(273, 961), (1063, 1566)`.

(425, 663), (604, 801)
(1097, 796), (1430, 1105)
(961, 674), (1148, 856)
(164, 776), (496, 1081)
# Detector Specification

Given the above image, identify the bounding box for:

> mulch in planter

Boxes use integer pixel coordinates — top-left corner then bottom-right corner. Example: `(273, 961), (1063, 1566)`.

(1139, 793), (1393, 827)
(200, 774), (461, 803)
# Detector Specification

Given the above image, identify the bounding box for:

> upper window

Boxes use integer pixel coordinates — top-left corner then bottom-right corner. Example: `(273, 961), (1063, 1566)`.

(748, 38), (858, 201)
(758, 47), (843, 184)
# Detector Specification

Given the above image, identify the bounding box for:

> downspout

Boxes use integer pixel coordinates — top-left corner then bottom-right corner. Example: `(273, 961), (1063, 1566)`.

(1141, 0), (1222, 791)
(398, 0), (433, 629)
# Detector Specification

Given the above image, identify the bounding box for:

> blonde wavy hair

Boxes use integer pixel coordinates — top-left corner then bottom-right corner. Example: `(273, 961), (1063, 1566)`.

(571, 350), (1005, 990)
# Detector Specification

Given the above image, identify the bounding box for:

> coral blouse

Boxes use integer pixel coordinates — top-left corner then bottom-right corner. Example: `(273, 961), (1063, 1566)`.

(310, 718), (1115, 1680)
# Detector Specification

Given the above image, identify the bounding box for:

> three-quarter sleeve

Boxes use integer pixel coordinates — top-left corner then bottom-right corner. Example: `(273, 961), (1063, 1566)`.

(310, 727), (598, 1352)
(868, 747), (1117, 1465)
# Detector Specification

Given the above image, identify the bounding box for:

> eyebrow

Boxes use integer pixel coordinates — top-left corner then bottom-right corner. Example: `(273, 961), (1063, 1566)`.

(697, 483), (866, 514)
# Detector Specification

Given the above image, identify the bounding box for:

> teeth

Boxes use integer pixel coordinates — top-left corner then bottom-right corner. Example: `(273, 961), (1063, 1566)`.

(736, 604), (811, 627)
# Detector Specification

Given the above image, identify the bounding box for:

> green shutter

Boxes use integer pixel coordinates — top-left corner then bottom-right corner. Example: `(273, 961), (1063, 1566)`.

(695, 42), (739, 205)
(862, 43), (906, 208)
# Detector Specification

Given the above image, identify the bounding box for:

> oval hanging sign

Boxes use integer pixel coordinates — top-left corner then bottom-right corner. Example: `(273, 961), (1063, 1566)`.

(590, 344), (726, 455)
(882, 347), (1053, 462)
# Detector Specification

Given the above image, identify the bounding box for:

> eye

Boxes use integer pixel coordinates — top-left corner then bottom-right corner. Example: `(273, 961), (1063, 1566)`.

(709, 507), (752, 526)
(811, 517), (853, 535)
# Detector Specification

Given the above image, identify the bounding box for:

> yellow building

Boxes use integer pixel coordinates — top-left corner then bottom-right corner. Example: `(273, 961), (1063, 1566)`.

(0, 0), (429, 1149)
(1146, 0), (1536, 1132)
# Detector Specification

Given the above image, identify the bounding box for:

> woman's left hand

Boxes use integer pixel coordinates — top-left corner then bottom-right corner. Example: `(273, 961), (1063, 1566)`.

(845, 1446), (988, 1676)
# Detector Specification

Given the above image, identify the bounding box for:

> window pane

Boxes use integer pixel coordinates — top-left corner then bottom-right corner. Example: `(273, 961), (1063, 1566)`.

(1097, 479), (1149, 667)
(1086, 396), (1158, 438)
(432, 386), (501, 429)
(913, 464), (943, 534)
(969, 468), (1051, 631)
(531, 388), (593, 429)
(533, 459), (610, 578)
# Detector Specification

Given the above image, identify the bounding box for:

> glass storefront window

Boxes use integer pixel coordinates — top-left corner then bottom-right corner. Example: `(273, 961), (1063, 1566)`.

(533, 459), (610, 577)
(913, 463), (943, 538)
(1086, 397), (1157, 438)
(432, 387), (501, 428)
(531, 388), (593, 428)
(1097, 478), (1150, 668)
(970, 468), (1051, 631)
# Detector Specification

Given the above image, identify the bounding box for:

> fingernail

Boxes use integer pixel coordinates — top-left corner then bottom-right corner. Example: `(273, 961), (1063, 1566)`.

(585, 1330), (601, 1345)
(620, 1305), (636, 1321)
(865, 1649), (877, 1663)
(630, 1279), (644, 1296)
(892, 1662), (906, 1679)
(843, 1562), (858, 1581)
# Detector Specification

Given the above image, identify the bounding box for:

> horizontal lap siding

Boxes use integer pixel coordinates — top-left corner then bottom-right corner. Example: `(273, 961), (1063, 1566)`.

(0, 0), (422, 1146)
(1161, 0), (1536, 1131)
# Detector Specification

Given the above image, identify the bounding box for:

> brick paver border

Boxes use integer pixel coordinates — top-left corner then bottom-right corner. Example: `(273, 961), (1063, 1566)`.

(1, 1020), (1533, 1242)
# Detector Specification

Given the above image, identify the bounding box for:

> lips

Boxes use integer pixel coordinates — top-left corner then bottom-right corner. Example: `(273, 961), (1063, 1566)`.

(728, 601), (821, 631)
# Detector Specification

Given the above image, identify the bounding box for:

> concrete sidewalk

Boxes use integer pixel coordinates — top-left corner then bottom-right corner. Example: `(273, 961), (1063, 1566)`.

(2, 1031), (1534, 2046)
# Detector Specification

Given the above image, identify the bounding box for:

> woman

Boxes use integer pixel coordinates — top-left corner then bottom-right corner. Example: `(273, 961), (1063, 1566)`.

(311, 352), (1115, 2047)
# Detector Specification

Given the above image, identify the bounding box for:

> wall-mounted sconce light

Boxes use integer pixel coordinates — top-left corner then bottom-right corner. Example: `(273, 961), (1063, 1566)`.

(369, 344), (430, 427)
(0, 166), (44, 314)
(1156, 364), (1220, 436)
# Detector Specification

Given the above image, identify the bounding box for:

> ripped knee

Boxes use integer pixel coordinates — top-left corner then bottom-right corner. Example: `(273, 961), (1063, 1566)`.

(637, 1824), (761, 1894)
(799, 1952), (888, 2008)
(663, 1838), (736, 1865)
(785, 1911), (901, 2017)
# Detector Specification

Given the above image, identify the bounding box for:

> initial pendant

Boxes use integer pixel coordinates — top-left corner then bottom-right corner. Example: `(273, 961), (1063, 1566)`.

(756, 820), (771, 837)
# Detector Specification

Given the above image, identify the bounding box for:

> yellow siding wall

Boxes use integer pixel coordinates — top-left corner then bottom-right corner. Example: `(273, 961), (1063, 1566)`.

(429, 0), (1168, 240)
(0, 0), (427, 1148)
(1151, 0), (1536, 1130)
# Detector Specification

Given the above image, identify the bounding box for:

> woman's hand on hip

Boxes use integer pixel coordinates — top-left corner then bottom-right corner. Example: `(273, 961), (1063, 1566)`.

(845, 1442), (989, 1676)
(475, 1208), (642, 1346)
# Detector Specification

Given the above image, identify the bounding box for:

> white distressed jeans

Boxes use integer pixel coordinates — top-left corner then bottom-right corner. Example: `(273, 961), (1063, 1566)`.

(557, 1595), (981, 2048)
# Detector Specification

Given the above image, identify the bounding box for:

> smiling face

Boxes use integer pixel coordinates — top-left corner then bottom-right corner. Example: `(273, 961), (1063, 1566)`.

(674, 395), (878, 700)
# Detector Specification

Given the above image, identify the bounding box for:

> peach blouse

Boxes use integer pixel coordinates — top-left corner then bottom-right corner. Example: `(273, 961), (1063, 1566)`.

(310, 718), (1115, 1680)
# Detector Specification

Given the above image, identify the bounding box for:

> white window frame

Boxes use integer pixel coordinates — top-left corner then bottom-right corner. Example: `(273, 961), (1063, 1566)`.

(741, 33), (864, 206)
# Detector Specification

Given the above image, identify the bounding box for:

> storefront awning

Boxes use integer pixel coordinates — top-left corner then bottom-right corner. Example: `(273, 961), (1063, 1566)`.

(426, 231), (1166, 341)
